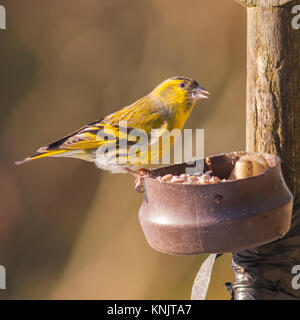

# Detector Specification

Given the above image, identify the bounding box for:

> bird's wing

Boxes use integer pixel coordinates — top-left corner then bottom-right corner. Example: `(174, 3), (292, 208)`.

(37, 98), (171, 169)
(37, 118), (151, 153)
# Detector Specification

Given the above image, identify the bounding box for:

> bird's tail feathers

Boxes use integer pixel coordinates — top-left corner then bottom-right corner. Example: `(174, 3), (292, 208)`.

(15, 150), (66, 165)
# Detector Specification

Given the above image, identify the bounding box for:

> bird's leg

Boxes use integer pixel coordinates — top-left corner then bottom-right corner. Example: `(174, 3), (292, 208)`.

(135, 168), (155, 193)
(124, 167), (145, 192)
(124, 167), (153, 193)
(135, 178), (144, 193)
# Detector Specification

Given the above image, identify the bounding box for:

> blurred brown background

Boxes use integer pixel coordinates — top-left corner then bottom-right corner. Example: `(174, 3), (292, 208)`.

(0, 0), (246, 299)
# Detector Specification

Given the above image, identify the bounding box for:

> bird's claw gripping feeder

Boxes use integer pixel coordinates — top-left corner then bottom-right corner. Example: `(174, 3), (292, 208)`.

(138, 151), (293, 254)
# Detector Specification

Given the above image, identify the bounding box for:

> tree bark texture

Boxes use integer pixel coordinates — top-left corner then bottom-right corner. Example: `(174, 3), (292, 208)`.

(232, 0), (300, 299)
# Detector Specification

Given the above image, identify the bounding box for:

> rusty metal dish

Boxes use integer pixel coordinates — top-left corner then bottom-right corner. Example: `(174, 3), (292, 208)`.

(138, 152), (293, 255)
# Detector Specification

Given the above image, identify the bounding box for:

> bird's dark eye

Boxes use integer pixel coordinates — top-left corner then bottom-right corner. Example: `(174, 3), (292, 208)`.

(179, 82), (185, 88)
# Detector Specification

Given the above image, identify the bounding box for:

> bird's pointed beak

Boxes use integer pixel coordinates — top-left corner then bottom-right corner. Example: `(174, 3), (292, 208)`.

(190, 85), (210, 100)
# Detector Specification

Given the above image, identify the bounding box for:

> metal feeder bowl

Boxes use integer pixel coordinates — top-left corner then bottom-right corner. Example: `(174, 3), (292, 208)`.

(138, 152), (293, 255)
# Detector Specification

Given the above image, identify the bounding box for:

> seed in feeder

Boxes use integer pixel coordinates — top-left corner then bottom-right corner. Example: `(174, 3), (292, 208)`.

(209, 176), (221, 184)
(170, 176), (186, 183)
(187, 175), (199, 183)
(197, 174), (211, 184)
(229, 154), (269, 180)
(158, 173), (222, 185)
(160, 174), (173, 183)
(229, 159), (253, 180)
(241, 154), (269, 176)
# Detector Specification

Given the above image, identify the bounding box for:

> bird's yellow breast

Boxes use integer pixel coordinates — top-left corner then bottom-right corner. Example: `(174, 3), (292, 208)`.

(163, 102), (195, 132)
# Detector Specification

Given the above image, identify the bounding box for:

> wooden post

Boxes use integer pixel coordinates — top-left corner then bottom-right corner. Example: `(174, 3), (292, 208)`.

(233, 0), (300, 300)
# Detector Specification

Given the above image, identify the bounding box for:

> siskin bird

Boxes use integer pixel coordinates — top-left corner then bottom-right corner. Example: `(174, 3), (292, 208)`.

(15, 76), (209, 175)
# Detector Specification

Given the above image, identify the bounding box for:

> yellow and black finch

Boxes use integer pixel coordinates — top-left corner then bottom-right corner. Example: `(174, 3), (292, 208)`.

(16, 76), (209, 175)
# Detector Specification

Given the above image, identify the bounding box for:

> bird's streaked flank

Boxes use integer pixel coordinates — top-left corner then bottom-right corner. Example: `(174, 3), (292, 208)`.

(15, 76), (209, 174)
